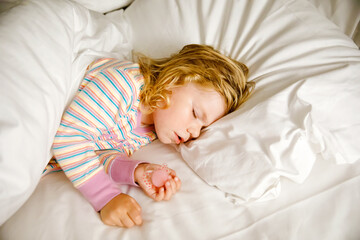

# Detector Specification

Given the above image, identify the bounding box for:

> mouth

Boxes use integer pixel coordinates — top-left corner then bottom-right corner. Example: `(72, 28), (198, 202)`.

(174, 132), (183, 144)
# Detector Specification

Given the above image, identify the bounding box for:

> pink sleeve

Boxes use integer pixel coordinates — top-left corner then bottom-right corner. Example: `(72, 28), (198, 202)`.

(108, 155), (147, 185)
(77, 156), (146, 212)
(77, 170), (121, 211)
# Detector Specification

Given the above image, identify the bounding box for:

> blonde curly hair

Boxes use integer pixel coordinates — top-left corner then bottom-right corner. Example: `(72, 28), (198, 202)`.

(136, 44), (255, 114)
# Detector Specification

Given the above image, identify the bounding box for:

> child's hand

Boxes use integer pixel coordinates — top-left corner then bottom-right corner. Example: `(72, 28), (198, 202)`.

(135, 163), (181, 201)
(100, 193), (142, 228)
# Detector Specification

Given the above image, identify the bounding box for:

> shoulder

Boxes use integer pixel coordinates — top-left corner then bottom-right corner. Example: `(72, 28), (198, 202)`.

(84, 58), (144, 113)
(86, 58), (137, 74)
(87, 58), (143, 86)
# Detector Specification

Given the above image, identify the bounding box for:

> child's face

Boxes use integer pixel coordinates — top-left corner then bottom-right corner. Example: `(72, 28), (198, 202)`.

(151, 83), (226, 145)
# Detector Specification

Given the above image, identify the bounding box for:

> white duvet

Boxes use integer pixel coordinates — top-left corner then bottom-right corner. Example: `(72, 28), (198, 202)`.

(0, 0), (359, 239)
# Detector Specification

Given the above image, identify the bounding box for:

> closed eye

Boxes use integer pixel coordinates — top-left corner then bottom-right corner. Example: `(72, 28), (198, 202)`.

(192, 109), (197, 119)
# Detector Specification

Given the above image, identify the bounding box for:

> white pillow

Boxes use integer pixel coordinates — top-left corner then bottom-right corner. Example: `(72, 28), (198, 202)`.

(0, 0), (131, 224)
(124, 0), (360, 202)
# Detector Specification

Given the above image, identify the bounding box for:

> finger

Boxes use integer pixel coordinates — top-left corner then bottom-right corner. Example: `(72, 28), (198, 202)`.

(170, 178), (177, 193)
(164, 181), (173, 201)
(121, 215), (135, 228)
(115, 219), (125, 228)
(148, 187), (157, 200)
(166, 178), (176, 194)
(174, 176), (181, 191)
(110, 215), (124, 228)
(102, 217), (118, 227)
(144, 184), (158, 200)
(128, 209), (142, 226)
(155, 187), (165, 201)
(168, 168), (177, 178)
(101, 213), (122, 227)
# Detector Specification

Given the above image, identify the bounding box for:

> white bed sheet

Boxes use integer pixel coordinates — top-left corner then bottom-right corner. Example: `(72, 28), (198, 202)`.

(0, 140), (357, 239)
(1, 141), (360, 239)
(1, 0), (360, 239)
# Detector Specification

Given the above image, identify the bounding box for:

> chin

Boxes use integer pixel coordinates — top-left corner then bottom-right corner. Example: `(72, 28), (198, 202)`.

(157, 135), (171, 145)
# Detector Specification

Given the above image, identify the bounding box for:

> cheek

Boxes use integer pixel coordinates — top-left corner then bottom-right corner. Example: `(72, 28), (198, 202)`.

(152, 108), (172, 132)
(155, 105), (177, 122)
(152, 101), (190, 129)
(154, 108), (170, 122)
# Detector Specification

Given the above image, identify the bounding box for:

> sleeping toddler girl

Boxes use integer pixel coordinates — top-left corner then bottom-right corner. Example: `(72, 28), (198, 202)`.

(47, 44), (255, 228)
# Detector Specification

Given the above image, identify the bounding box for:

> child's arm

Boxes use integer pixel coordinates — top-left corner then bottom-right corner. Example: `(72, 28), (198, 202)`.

(52, 119), (122, 211)
(97, 152), (180, 227)
(99, 151), (182, 201)
(134, 163), (182, 201)
(52, 58), (142, 211)
(99, 164), (181, 228)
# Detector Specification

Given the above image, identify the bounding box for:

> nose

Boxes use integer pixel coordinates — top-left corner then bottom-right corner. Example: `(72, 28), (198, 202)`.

(187, 120), (202, 140)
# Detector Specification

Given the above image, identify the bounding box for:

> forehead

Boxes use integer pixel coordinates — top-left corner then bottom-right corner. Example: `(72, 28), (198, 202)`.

(191, 84), (223, 103)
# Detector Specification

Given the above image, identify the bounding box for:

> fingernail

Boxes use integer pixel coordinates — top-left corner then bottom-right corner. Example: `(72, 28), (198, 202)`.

(174, 177), (179, 181)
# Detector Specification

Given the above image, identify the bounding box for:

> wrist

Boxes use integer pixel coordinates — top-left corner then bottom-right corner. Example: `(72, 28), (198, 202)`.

(134, 163), (148, 184)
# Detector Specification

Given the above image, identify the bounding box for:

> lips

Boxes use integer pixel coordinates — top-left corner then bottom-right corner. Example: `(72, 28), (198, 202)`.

(174, 132), (182, 144)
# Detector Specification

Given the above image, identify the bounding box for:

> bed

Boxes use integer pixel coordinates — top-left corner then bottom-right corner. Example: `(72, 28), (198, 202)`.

(1, 0), (360, 239)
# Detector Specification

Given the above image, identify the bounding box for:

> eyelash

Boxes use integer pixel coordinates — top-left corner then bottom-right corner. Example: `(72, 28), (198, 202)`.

(192, 109), (197, 118)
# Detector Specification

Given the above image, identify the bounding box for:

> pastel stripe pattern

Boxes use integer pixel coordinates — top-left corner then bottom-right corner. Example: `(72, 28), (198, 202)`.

(52, 58), (156, 191)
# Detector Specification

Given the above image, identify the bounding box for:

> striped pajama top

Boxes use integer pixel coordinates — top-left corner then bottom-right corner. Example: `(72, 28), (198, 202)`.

(52, 58), (156, 211)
